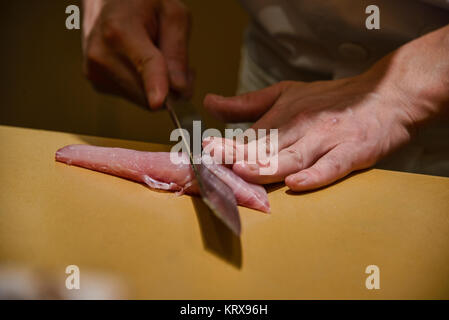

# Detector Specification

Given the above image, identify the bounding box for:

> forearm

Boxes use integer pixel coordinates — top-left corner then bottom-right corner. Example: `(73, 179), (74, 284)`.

(365, 25), (449, 127)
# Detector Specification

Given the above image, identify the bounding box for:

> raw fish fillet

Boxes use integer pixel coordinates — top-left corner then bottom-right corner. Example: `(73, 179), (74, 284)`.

(55, 145), (270, 213)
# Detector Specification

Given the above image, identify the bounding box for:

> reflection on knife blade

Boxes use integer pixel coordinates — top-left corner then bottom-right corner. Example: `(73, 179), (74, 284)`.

(165, 94), (242, 236)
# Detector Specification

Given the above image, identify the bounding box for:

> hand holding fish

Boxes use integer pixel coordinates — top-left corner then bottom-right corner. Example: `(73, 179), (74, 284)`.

(204, 27), (449, 191)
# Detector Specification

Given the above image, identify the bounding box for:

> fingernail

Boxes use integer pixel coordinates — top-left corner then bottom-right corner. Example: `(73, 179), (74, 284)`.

(258, 157), (273, 168)
(246, 163), (259, 171)
(294, 172), (308, 184)
(235, 161), (258, 172)
(148, 88), (161, 109)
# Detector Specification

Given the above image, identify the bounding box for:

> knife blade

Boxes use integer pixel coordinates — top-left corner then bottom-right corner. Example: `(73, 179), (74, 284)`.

(165, 94), (241, 236)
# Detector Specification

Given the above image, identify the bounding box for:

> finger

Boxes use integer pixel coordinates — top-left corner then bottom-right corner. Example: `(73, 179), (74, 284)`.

(202, 129), (260, 165)
(285, 144), (356, 192)
(203, 137), (234, 164)
(232, 131), (334, 184)
(204, 127), (294, 166)
(106, 24), (169, 109)
(203, 136), (249, 166)
(202, 138), (233, 168)
(126, 36), (169, 109)
(203, 83), (285, 122)
(159, 0), (191, 93)
(84, 44), (147, 106)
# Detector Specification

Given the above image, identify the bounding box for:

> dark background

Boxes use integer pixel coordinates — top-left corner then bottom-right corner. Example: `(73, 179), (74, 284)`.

(0, 0), (248, 144)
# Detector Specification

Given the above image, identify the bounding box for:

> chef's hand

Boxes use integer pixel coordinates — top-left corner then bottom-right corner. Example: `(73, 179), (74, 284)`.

(203, 26), (449, 192)
(82, 0), (192, 109)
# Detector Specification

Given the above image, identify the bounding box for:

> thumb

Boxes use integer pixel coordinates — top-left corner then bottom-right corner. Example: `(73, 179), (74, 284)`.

(203, 82), (284, 123)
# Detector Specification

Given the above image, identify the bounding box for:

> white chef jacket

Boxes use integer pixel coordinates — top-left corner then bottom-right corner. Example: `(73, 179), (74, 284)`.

(236, 0), (449, 176)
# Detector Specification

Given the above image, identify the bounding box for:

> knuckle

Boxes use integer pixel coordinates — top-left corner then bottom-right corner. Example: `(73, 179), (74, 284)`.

(355, 128), (368, 143)
(101, 20), (123, 44)
(134, 52), (161, 75)
(322, 115), (341, 130)
(350, 124), (368, 143)
(284, 148), (304, 169)
(357, 145), (379, 168)
(293, 110), (312, 123)
(326, 155), (342, 173)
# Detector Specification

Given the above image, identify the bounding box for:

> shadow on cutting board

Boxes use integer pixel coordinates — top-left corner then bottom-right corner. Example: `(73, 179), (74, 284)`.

(192, 197), (243, 269)
(76, 133), (242, 269)
(74, 134), (243, 268)
(284, 169), (372, 196)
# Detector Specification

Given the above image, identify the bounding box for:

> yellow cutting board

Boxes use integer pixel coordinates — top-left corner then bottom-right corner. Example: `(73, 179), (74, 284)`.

(1, 125), (448, 299)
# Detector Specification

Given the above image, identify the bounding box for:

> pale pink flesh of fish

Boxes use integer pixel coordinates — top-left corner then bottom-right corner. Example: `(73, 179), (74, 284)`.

(55, 145), (270, 213)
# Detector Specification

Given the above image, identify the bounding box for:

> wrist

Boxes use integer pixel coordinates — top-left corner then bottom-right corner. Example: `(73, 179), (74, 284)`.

(363, 26), (449, 129)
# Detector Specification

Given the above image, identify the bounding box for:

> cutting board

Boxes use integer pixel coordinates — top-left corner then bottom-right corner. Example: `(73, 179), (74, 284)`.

(1, 125), (448, 299)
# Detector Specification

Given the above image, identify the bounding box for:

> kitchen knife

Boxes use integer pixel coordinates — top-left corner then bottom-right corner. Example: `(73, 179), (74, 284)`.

(165, 94), (241, 236)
